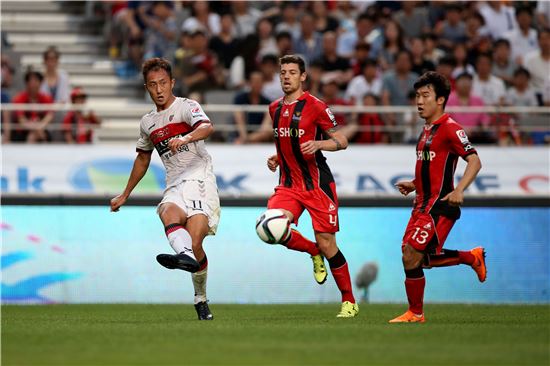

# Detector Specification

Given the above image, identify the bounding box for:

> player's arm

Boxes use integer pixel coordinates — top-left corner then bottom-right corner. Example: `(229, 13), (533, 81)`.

(110, 150), (152, 212)
(395, 180), (416, 196)
(441, 153), (482, 206)
(300, 126), (348, 155)
(168, 122), (214, 153)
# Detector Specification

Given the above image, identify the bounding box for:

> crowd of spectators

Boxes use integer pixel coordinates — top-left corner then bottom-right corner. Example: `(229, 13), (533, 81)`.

(2, 1), (550, 145)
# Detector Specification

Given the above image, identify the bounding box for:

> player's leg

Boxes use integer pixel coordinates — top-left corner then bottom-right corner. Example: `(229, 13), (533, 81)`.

(185, 214), (213, 320)
(423, 216), (487, 282)
(315, 232), (358, 317)
(267, 189), (320, 257)
(156, 201), (200, 272)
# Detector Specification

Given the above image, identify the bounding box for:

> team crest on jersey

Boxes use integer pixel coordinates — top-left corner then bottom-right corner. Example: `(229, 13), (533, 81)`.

(456, 130), (469, 144)
(325, 108), (337, 126)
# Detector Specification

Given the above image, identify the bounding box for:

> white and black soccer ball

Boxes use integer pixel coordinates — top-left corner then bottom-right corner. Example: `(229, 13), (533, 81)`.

(255, 209), (291, 244)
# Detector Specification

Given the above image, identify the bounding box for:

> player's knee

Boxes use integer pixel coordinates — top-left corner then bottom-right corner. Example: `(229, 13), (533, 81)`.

(316, 233), (336, 252)
(402, 244), (424, 270)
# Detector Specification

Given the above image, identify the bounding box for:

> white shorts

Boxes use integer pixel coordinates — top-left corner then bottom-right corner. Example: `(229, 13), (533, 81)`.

(157, 177), (220, 235)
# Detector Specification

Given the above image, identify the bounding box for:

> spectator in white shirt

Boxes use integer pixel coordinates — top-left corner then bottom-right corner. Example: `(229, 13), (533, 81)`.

(504, 6), (538, 65)
(345, 58), (382, 105)
(523, 28), (550, 98)
(472, 53), (506, 106)
(478, 1), (517, 40)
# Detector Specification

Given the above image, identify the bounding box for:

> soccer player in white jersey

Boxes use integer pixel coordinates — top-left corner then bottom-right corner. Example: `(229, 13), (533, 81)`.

(110, 58), (220, 320)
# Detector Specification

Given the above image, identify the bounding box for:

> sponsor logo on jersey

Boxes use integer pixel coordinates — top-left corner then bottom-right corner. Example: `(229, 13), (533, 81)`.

(291, 112), (301, 123)
(283, 109), (289, 117)
(273, 127), (305, 138)
(326, 108), (337, 126)
(417, 150), (436, 161)
(151, 126), (170, 140)
(456, 129), (469, 144)
(464, 144), (474, 151)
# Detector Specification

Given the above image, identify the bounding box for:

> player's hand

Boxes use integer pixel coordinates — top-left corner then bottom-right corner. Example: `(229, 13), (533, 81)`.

(267, 154), (279, 172)
(300, 140), (320, 155)
(395, 181), (416, 196)
(441, 189), (464, 206)
(168, 136), (190, 153)
(110, 194), (128, 212)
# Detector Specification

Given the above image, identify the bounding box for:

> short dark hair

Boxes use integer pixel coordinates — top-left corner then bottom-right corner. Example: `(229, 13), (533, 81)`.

(515, 5), (533, 18)
(413, 71), (451, 108)
(279, 54), (306, 74)
(142, 57), (172, 81)
(438, 55), (457, 68)
(494, 38), (511, 49)
(513, 67), (531, 78)
(476, 52), (492, 63)
(43, 45), (60, 60)
(25, 69), (44, 83)
(275, 31), (292, 42)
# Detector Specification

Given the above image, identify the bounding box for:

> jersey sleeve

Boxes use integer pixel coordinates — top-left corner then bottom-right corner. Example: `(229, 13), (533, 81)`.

(182, 99), (211, 128)
(316, 104), (339, 131)
(136, 123), (154, 153)
(446, 123), (477, 158)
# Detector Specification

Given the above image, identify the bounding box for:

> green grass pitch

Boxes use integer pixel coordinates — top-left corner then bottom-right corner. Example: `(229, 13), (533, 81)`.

(2, 304), (548, 366)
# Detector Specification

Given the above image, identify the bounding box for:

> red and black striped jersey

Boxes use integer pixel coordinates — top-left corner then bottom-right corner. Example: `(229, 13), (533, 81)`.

(413, 113), (477, 219)
(268, 92), (339, 193)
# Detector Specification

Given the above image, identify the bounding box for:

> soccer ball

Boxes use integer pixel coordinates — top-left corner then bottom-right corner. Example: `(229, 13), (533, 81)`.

(255, 209), (291, 244)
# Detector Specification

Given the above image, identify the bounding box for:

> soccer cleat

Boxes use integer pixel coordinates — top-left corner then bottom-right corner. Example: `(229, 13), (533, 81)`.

(336, 301), (359, 318)
(311, 255), (328, 284)
(194, 301), (213, 320)
(156, 253), (200, 273)
(470, 246), (487, 282)
(388, 310), (425, 323)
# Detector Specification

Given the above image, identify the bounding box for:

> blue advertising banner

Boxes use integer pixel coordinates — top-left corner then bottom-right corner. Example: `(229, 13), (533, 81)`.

(1, 206), (548, 304)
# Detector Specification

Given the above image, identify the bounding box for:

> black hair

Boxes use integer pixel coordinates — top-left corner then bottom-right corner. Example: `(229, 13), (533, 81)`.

(279, 54), (306, 74)
(413, 71), (451, 108)
(142, 57), (172, 81)
(513, 67), (531, 78)
(275, 31), (292, 42)
(438, 55), (457, 67)
(494, 38), (511, 48)
(25, 69), (44, 83)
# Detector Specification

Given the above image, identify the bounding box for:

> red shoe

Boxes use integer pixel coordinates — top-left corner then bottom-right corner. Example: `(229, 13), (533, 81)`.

(470, 247), (487, 282)
(388, 310), (425, 323)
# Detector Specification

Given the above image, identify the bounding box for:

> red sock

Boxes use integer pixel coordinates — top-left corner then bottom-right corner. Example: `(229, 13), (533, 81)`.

(427, 249), (474, 267)
(405, 277), (426, 315)
(328, 250), (355, 303)
(284, 230), (319, 256)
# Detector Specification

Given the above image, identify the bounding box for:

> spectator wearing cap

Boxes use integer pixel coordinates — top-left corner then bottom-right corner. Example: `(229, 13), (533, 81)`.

(472, 53), (506, 106)
(62, 87), (101, 144)
(345, 58), (382, 106)
(12, 70), (54, 143)
(478, 1), (517, 40)
(504, 6), (538, 65)
(143, 1), (177, 61)
(492, 39), (517, 86)
(40, 46), (71, 103)
(447, 72), (490, 138)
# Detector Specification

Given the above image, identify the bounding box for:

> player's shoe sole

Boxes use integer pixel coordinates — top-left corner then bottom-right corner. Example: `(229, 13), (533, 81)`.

(336, 301), (359, 318)
(311, 254), (327, 284)
(156, 253), (200, 273)
(470, 246), (487, 282)
(194, 301), (213, 320)
(389, 310), (425, 323)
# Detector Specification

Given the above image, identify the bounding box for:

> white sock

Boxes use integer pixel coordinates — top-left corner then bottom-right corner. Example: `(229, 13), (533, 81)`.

(192, 267), (208, 304)
(166, 226), (196, 261)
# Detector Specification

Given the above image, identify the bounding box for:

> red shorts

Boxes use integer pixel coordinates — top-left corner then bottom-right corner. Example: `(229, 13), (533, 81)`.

(267, 185), (339, 233)
(402, 211), (455, 254)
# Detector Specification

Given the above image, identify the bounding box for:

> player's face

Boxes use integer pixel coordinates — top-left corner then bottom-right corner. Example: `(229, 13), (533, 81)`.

(280, 63), (306, 95)
(145, 69), (175, 107)
(416, 84), (444, 122)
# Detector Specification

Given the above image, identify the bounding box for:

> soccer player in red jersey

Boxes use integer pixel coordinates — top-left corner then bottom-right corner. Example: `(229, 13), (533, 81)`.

(389, 71), (487, 323)
(263, 55), (358, 318)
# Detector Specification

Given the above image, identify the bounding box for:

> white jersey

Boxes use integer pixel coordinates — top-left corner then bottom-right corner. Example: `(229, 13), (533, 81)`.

(136, 97), (214, 187)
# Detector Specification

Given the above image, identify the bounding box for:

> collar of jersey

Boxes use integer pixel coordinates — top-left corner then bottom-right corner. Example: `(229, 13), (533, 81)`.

(431, 113), (449, 125)
(283, 91), (308, 105)
(154, 97), (178, 114)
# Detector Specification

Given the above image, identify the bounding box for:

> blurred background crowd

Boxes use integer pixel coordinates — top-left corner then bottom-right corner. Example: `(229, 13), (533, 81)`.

(1, 1), (549, 145)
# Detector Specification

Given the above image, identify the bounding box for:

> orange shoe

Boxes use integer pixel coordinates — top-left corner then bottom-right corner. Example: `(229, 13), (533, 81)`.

(388, 310), (425, 323)
(470, 247), (487, 282)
